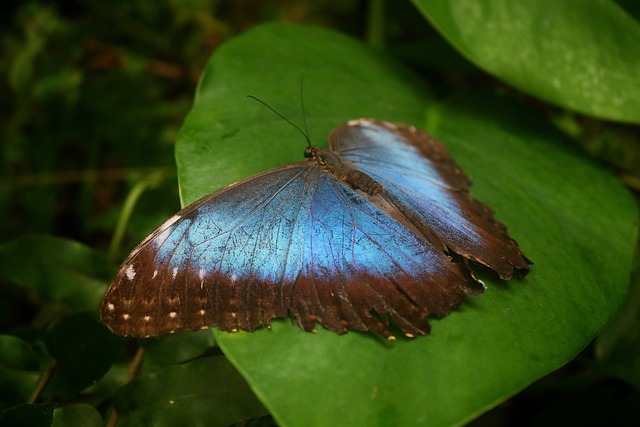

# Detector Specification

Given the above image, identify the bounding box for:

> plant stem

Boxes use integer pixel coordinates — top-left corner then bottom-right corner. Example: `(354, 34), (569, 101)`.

(107, 170), (170, 263)
(366, 0), (385, 48)
(28, 360), (57, 404)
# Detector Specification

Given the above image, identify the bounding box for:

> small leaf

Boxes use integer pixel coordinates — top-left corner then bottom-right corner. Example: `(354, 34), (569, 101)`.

(0, 235), (109, 310)
(0, 335), (39, 371)
(43, 310), (126, 398)
(113, 356), (267, 427)
(0, 333), (40, 406)
(51, 404), (102, 427)
(141, 329), (217, 374)
(0, 367), (39, 408)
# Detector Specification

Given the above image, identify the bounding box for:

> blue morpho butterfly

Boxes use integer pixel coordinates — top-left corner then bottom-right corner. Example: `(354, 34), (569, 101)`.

(101, 104), (530, 340)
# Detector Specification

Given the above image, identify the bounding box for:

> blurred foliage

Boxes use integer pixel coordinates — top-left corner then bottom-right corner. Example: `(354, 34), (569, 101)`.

(1, 0), (362, 245)
(0, 1), (638, 426)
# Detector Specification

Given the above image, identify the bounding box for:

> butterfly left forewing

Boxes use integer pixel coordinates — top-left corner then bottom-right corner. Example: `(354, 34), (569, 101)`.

(102, 157), (482, 338)
(101, 165), (311, 337)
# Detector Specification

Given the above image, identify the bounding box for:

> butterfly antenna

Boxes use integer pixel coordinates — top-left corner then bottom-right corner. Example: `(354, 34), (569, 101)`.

(247, 95), (312, 147)
(300, 79), (311, 148)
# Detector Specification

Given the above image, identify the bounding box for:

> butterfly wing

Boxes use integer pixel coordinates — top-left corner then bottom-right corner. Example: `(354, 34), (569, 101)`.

(329, 119), (530, 280)
(102, 162), (480, 338)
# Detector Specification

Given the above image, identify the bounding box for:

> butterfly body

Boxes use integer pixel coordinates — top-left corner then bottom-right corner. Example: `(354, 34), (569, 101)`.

(102, 119), (529, 339)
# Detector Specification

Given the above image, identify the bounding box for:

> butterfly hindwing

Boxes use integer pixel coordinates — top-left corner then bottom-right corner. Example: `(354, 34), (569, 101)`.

(330, 119), (530, 280)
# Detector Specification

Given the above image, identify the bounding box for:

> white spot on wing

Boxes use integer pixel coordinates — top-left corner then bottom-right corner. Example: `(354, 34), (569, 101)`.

(347, 118), (372, 126)
(199, 309), (206, 316)
(107, 303), (115, 311)
(199, 268), (205, 289)
(169, 312), (177, 318)
(172, 267), (178, 279)
(154, 227), (173, 247)
(144, 316), (151, 322)
(125, 265), (136, 281)
(122, 314), (130, 320)
(152, 269), (158, 279)
(230, 273), (237, 283)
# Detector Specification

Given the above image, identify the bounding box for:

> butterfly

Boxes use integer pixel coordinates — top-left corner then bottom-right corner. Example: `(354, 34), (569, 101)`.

(101, 118), (530, 339)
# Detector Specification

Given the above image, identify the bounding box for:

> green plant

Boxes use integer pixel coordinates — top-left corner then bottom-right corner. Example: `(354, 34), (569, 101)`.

(1, 1), (639, 426)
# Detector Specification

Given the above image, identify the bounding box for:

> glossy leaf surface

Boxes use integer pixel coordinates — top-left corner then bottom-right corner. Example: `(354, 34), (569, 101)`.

(414, 0), (640, 123)
(173, 23), (637, 426)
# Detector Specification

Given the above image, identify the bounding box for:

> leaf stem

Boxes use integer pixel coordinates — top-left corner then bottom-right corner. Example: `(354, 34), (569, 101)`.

(366, 0), (385, 48)
(108, 170), (170, 263)
(28, 360), (57, 404)
(0, 166), (174, 189)
(105, 347), (146, 427)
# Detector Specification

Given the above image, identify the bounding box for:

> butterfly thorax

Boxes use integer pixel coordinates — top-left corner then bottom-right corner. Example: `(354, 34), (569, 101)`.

(309, 147), (385, 196)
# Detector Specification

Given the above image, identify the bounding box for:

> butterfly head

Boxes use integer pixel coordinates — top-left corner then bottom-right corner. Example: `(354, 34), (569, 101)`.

(304, 145), (319, 160)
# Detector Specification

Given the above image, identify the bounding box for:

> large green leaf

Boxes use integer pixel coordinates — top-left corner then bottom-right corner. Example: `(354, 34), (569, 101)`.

(176, 24), (433, 205)
(175, 23), (637, 426)
(413, 0), (640, 123)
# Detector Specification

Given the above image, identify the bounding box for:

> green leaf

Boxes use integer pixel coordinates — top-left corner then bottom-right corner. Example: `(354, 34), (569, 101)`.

(413, 0), (640, 123)
(0, 334), (40, 409)
(0, 235), (109, 310)
(43, 310), (126, 398)
(175, 23), (638, 426)
(0, 367), (39, 409)
(176, 24), (433, 205)
(141, 329), (216, 374)
(595, 254), (640, 387)
(113, 356), (267, 427)
(0, 335), (39, 371)
(51, 404), (102, 427)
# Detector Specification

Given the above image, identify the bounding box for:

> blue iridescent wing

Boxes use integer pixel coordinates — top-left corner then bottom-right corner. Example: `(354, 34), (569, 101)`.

(330, 119), (530, 280)
(102, 163), (480, 338)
